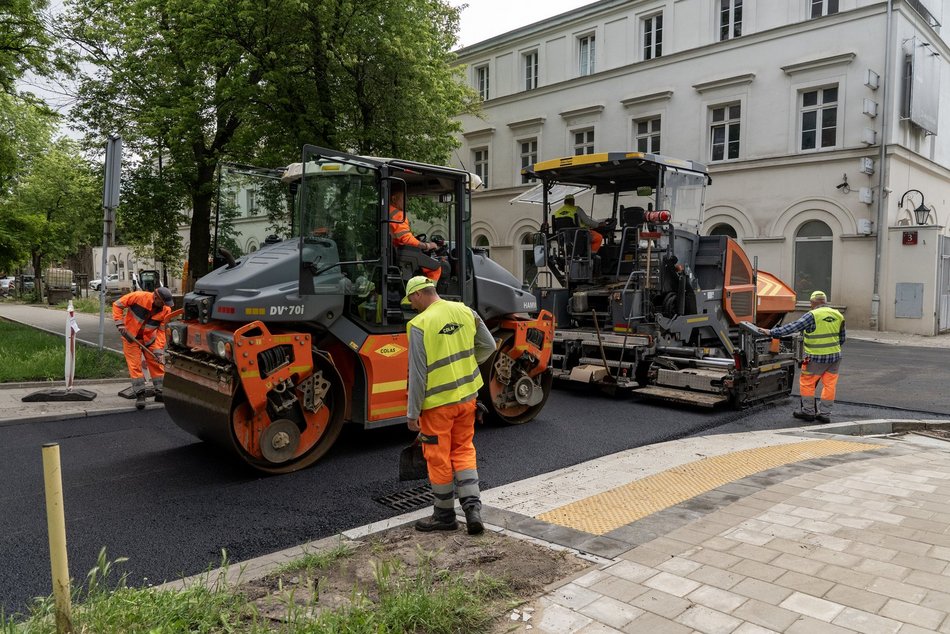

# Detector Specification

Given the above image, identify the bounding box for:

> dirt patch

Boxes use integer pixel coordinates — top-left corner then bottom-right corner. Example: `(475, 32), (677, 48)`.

(242, 524), (590, 627)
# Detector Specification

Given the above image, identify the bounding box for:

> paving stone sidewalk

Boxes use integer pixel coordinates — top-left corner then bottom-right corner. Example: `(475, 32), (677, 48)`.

(511, 440), (950, 634)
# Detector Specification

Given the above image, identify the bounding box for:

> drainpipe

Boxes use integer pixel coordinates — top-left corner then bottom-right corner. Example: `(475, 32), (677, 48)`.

(871, 0), (894, 331)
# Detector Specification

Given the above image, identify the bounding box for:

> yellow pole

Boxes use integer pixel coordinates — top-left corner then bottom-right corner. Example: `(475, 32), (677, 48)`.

(42, 443), (73, 634)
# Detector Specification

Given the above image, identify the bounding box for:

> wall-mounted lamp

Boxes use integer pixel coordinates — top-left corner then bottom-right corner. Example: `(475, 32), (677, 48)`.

(898, 189), (932, 226)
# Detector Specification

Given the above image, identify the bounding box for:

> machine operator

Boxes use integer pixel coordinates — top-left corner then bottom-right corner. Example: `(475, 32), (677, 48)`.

(552, 193), (606, 253)
(404, 276), (496, 535)
(389, 189), (442, 282)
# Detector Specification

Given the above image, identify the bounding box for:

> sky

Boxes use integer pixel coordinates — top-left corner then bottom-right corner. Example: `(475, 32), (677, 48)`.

(447, 0), (602, 48)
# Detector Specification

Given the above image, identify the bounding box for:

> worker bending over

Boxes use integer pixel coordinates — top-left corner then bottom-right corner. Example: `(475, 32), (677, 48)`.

(113, 287), (173, 410)
(404, 276), (496, 534)
(552, 193), (604, 253)
(762, 290), (845, 423)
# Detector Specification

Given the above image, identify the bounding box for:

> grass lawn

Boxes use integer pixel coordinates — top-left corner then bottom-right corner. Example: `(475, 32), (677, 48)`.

(0, 318), (127, 382)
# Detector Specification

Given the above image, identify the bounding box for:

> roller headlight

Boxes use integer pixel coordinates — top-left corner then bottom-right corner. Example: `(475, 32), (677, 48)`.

(171, 328), (182, 345)
(215, 340), (228, 358)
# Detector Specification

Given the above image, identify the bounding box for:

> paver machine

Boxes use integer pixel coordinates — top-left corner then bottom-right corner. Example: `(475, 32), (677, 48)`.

(163, 146), (554, 473)
(518, 151), (799, 408)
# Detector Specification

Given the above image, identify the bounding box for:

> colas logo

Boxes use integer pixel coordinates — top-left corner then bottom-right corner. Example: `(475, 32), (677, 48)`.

(375, 343), (406, 357)
(439, 323), (462, 335)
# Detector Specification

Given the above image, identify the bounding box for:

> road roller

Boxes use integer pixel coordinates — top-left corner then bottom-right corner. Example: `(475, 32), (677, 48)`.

(163, 146), (554, 473)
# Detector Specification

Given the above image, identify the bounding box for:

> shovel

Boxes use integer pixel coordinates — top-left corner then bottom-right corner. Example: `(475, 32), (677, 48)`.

(399, 435), (429, 481)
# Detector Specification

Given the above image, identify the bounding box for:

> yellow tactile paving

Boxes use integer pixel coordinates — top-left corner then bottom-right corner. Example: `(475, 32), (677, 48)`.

(536, 439), (882, 535)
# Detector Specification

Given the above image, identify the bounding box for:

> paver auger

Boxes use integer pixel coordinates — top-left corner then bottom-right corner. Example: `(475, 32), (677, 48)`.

(518, 152), (800, 408)
(163, 146), (553, 473)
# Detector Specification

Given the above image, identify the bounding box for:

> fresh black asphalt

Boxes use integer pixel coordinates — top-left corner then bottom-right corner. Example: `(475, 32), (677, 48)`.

(1, 340), (947, 614)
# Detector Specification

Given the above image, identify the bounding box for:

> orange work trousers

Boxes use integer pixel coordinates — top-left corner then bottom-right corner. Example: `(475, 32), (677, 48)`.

(800, 359), (840, 403)
(420, 399), (477, 485)
(591, 230), (604, 253)
(421, 264), (441, 283)
(123, 339), (164, 381)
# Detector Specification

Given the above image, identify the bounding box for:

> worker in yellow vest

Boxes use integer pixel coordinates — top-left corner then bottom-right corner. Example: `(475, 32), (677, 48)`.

(552, 194), (605, 253)
(404, 276), (496, 534)
(763, 290), (845, 423)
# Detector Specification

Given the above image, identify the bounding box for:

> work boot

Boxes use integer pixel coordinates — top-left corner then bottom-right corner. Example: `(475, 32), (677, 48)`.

(152, 378), (163, 402)
(815, 413), (831, 424)
(135, 390), (147, 410)
(153, 389), (163, 403)
(464, 506), (484, 535)
(792, 410), (815, 422)
(415, 509), (458, 532)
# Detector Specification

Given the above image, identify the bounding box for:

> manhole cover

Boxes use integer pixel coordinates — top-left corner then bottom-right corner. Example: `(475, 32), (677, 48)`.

(374, 484), (433, 512)
(374, 481), (491, 512)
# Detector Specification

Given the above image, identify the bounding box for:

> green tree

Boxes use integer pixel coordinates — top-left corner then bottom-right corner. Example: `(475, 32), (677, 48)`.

(64, 0), (477, 284)
(1, 139), (101, 295)
(0, 0), (68, 95)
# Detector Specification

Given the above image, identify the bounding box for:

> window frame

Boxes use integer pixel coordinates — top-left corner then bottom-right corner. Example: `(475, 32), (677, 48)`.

(474, 63), (490, 101)
(810, 0), (839, 19)
(793, 220), (834, 302)
(708, 102), (742, 162)
(472, 146), (490, 189)
(571, 127), (595, 156)
(642, 12), (663, 61)
(634, 116), (662, 154)
(799, 85), (839, 152)
(519, 232), (538, 286)
(719, 0), (743, 41)
(523, 49), (539, 91)
(577, 33), (596, 76)
(246, 188), (259, 215)
(518, 137), (539, 184)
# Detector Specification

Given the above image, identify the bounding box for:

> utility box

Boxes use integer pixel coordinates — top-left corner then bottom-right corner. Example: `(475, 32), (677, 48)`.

(895, 282), (924, 318)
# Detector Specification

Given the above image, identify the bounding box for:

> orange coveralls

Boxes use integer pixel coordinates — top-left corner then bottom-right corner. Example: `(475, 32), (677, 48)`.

(389, 205), (441, 282)
(112, 291), (171, 384)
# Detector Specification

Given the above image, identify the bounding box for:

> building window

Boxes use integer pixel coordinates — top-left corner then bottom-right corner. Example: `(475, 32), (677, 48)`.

(523, 50), (538, 90)
(519, 138), (538, 184)
(573, 129), (595, 155)
(473, 147), (489, 189)
(635, 117), (661, 153)
(520, 233), (538, 286)
(475, 64), (490, 100)
(794, 220), (833, 301)
(246, 189), (258, 215)
(710, 103), (741, 161)
(720, 0), (742, 41)
(578, 34), (595, 76)
(709, 223), (738, 238)
(474, 234), (490, 257)
(800, 86), (838, 150)
(643, 13), (663, 60)
(810, 0), (839, 18)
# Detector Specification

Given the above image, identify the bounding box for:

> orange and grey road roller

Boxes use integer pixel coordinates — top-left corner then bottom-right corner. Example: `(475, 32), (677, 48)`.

(163, 146), (554, 473)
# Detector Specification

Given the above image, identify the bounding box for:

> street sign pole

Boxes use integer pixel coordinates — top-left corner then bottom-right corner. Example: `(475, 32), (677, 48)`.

(98, 135), (122, 351)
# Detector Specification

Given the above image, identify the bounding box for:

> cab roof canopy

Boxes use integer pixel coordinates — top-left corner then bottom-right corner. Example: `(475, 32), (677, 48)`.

(283, 149), (482, 194)
(523, 151), (709, 195)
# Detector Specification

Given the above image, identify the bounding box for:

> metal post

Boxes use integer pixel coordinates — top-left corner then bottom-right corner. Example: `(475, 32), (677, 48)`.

(42, 443), (73, 634)
(98, 135), (122, 350)
(871, 0), (894, 331)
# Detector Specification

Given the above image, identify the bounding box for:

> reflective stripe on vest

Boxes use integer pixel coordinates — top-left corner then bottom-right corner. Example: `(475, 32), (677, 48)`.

(803, 306), (844, 356)
(553, 204), (579, 225)
(408, 300), (484, 410)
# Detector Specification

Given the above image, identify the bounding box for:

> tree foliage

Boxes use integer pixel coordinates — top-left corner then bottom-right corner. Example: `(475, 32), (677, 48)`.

(0, 0), (69, 95)
(0, 139), (101, 288)
(64, 0), (478, 283)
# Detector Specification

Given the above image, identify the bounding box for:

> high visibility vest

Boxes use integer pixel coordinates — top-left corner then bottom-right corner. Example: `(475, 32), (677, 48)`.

(389, 205), (421, 248)
(408, 300), (484, 411)
(803, 306), (844, 356)
(112, 291), (171, 347)
(553, 204), (580, 228)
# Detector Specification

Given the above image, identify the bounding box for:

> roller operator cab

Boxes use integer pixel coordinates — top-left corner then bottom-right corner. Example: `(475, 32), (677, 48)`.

(164, 146), (553, 473)
(517, 151), (800, 408)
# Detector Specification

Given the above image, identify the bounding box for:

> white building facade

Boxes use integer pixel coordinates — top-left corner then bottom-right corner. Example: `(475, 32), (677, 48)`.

(453, 0), (950, 334)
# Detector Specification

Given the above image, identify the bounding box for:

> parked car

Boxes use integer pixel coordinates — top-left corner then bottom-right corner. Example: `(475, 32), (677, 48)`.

(0, 276), (15, 295)
(21, 275), (34, 292)
(89, 273), (119, 291)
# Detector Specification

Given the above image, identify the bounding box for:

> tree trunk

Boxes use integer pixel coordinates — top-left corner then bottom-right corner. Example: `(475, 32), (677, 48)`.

(31, 252), (43, 300)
